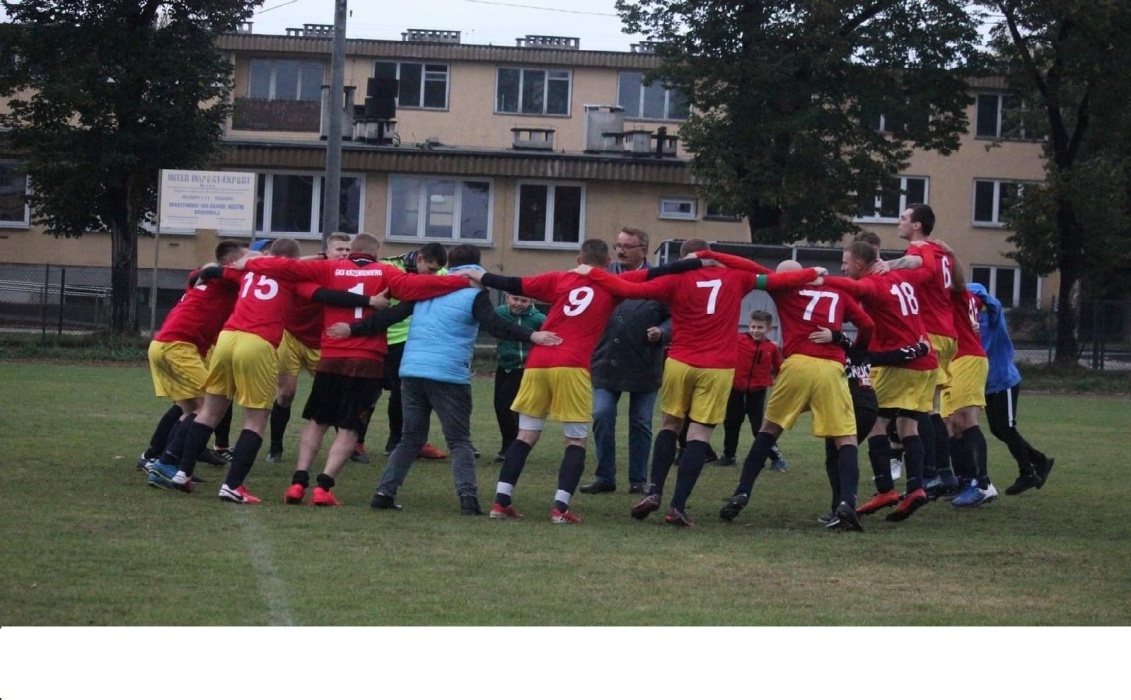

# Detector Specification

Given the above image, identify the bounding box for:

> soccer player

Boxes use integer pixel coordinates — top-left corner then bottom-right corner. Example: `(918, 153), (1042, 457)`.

(822, 240), (939, 523)
(707, 257), (874, 531)
(968, 282), (1055, 495)
(233, 233), (473, 506)
(141, 240), (245, 473)
(875, 204), (960, 496)
(579, 241), (820, 527)
(266, 232), (354, 463)
(717, 309), (787, 470)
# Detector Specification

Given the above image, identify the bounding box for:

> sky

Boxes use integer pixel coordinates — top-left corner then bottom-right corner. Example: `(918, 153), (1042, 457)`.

(249, 0), (647, 52)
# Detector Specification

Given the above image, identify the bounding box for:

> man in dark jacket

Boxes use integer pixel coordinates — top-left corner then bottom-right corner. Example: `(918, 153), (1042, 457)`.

(580, 227), (670, 495)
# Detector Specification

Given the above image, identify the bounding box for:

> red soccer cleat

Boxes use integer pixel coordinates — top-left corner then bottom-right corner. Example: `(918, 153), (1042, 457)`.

(417, 443), (449, 460)
(856, 490), (901, 516)
(284, 483), (306, 505)
(489, 503), (523, 520)
(311, 486), (342, 507)
(551, 508), (581, 524)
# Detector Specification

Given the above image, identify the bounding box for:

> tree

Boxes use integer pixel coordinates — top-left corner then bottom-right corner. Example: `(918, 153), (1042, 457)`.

(0, 1), (258, 335)
(616, 0), (986, 243)
(980, 0), (1131, 365)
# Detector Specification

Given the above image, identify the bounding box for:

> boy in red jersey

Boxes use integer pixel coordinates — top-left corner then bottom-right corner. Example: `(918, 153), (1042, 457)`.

(232, 233), (472, 506)
(822, 240), (939, 523)
(579, 240), (820, 527)
(704, 257), (874, 530)
(718, 309), (786, 470)
(142, 240), (246, 472)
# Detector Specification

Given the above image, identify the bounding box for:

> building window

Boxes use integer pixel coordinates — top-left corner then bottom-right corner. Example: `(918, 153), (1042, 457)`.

(973, 179), (1024, 227)
(387, 176), (491, 241)
(971, 265), (1041, 309)
(617, 71), (690, 121)
(255, 172), (363, 238)
(248, 59), (324, 101)
(373, 61), (449, 109)
(515, 181), (585, 246)
(659, 197), (697, 220)
(496, 68), (571, 116)
(855, 176), (928, 222)
(0, 162), (30, 227)
(975, 93), (1047, 141)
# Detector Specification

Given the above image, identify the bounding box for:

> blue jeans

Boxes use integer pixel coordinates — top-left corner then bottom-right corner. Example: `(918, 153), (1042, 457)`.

(377, 377), (477, 498)
(592, 388), (657, 486)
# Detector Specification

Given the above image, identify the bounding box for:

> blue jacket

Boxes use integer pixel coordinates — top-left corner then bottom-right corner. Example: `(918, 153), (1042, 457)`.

(400, 264), (484, 385)
(968, 283), (1022, 394)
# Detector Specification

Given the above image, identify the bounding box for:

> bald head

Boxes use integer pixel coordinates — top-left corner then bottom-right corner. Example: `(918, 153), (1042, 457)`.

(776, 260), (802, 272)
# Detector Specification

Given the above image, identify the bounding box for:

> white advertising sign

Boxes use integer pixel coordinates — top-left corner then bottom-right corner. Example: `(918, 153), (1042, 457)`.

(158, 169), (256, 233)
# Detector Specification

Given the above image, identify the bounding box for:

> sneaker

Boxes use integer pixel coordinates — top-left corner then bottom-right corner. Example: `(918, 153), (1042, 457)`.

(472, 447), (481, 459)
(214, 447), (234, 464)
(350, 445), (370, 463)
(284, 483), (306, 505)
(952, 482), (998, 508)
(630, 493), (661, 520)
(489, 503), (522, 520)
(383, 438), (399, 456)
(198, 448), (228, 467)
(137, 452), (156, 473)
(492, 451), (506, 463)
(818, 511), (839, 526)
(719, 493), (749, 522)
(579, 480), (616, 495)
(714, 455), (736, 466)
(1035, 457), (1055, 489)
(219, 483), (255, 504)
(460, 495), (483, 516)
(885, 488), (928, 522)
(628, 482), (646, 494)
(705, 446), (719, 463)
(311, 486), (342, 507)
(170, 471), (194, 494)
(925, 472), (961, 501)
(1005, 472), (1042, 496)
(890, 458), (903, 481)
(856, 490), (901, 516)
(265, 449), (283, 464)
(832, 501), (864, 532)
(146, 460), (179, 489)
(417, 443), (448, 460)
(770, 456), (789, 472)
(370, 491), (403, 511)
(551, 508), (581, 524)
(663, 507), (695, 527)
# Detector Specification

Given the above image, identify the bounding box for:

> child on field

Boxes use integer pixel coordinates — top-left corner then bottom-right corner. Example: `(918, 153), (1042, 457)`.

(718, 310), (788, 470)
(492, 293), (546, 461)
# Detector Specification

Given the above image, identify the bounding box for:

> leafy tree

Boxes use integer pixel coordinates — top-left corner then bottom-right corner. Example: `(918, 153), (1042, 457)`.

(0, 1), (258, 335)
(615, 0), (986, 243)
(980, 0), (1131, 364)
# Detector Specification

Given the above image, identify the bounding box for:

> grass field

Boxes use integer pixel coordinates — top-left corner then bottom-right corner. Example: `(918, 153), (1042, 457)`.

(2, 360), (1129, 628)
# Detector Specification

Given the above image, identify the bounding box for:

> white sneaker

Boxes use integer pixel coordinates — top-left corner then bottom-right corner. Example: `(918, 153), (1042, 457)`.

(890, 458), (903, 481)
(218, 484), (248, 504)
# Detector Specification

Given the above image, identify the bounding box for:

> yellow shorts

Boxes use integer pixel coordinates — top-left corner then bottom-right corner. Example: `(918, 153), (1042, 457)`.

(277, 330), (320, 376)
(872, 366), (936, 413)
(929, 333), (958, 389)
(204, 330), (279, 409)
(765, 356), (855, 437)
(512, 367), (592, 423)
(658, 358), (733, 426)
(148, 340), (207, 402)
(941, 355), (987, 417)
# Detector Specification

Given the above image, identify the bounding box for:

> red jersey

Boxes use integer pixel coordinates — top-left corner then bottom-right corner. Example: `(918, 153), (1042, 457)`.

(905, 240), (956, 339)
(823, 267), (938, 372)
(733, 335), (781, 391)
(518, 270), (622, 371)
(242, 254), (470, 361)
(952, 288), (986, 360)
(286, 295), (324, 349)
(768, 284), (874, 362)
(221, 267), (296, 348)
(154, 272), (239, 356)
(588, 259), (818, 369)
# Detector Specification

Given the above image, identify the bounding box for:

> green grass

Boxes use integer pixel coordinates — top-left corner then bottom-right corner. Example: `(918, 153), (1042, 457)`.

(1, 360), (1128, 626)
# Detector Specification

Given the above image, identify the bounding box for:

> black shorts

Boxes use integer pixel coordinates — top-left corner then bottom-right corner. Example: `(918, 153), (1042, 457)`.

(303, 371), (384, 432)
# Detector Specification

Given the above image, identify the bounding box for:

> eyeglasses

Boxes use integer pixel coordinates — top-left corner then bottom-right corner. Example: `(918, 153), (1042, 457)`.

(614, 243), (645, 250)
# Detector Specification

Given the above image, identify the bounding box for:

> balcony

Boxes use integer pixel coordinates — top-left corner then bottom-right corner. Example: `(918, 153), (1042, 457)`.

(232, 98), (321, 133)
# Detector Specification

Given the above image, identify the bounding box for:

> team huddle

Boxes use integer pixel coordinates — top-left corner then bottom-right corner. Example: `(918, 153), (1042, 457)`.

(140, 204), (1053, 530)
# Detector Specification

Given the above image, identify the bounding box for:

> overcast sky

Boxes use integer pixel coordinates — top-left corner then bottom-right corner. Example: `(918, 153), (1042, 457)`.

(250, 0), (647, 52)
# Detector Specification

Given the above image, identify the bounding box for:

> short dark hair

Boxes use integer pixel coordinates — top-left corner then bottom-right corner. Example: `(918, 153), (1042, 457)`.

(750, 310), (773, 325)
(845, 240), (878, 266)
(853, 231), (882, 249)
(215, 240), (247, 264)
(579, 239), (611, 267)
(447, 244), (480, 268)
(351, 233), (381, 256)
(679, 238), (709, 257)
(907, 203), (935, 235)
(419, 242), (448, 267)
(269, 238), (301, 259)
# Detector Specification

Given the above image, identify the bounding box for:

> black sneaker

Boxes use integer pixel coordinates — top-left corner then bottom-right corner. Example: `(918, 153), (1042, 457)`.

(719, 493), (749, 522)
(198, 448), (228, 467)
(265, 448), (283, 464)
(1035, 457), (1055, 489)
(1005, 472), (1042, 496)
(630, 493), (661, 520)
(832, 501), (864, 532)
(370, 492), (403, 511)
(492, 451), (506, 463)
(459, 495), (483, 516)
(714, 455), (736, 466)
(818, 511), (839, 527)
(628, 482), (646, 494)
(579, 480), (616, 495)
(383, 438), (400, 456)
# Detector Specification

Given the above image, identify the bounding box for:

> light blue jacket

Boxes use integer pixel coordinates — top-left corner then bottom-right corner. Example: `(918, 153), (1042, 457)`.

(399, 264), (484, 385)
(968, 283), (1022, 394)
